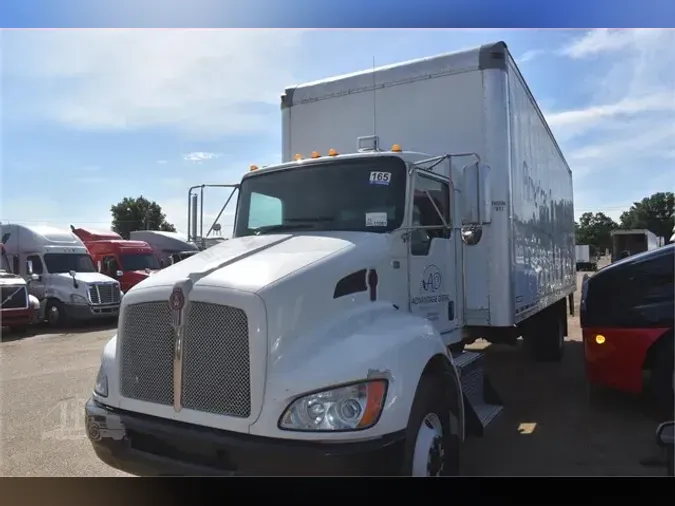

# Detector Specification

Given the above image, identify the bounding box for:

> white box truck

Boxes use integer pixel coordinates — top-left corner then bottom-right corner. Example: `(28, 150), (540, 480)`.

(85, 41), (576, 476)
(575, 244), (597, 271)
(610, 228), (660, 262)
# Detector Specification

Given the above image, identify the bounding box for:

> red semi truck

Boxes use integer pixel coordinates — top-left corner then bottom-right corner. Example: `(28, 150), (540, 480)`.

(70, 226), (160, 293)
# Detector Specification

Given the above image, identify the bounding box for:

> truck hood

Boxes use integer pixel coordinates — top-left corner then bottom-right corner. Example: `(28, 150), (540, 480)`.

(0, 272), (27, 286)
(53, 272), (118, 284)
(131, 232), (380, 294)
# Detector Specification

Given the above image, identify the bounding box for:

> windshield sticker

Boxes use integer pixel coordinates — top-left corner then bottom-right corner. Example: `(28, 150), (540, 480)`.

(365, 212), (388, 227)
(369, 171), (391, 186)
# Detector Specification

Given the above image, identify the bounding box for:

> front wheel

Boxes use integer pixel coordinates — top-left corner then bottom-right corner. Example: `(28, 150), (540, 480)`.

(47, 300), (69, 328)
(401, 375), (460, 476)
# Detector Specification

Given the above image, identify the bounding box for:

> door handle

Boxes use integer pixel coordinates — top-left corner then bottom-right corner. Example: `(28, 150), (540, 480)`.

(448, 300), (455, 321)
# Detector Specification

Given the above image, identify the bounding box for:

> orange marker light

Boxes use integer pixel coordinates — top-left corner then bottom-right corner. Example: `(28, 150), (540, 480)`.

(357, 380), (387, 429)
(391, 144), (402, 152)
(311, 151), (321, 158)
(595, 334), (606, 345)
(294, 154), (303, 161)
(249, 165), (259, 171)
(328, 148), (338, 156)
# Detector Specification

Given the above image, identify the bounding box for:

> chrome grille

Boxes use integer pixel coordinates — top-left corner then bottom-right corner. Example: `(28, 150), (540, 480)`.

(182, 303), (251, 418)
(120, 302), (174, 406)
(119, 301), (251, 418)
(1, 285), (28, 309)
(89, 283), (121, 305)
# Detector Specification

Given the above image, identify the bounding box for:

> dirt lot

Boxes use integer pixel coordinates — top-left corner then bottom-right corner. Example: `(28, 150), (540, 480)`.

(0, 267), (664, 476)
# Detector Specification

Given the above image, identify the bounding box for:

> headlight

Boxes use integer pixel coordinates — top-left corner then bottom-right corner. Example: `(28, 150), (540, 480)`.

(94, 365), (108, 397)
(70, 294), (88, 305)
(279, 380), (387, 432)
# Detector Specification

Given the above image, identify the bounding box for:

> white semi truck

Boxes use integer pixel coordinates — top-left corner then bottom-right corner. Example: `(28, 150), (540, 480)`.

(1, 224), (122, 327)
(85, 41), (576, 476)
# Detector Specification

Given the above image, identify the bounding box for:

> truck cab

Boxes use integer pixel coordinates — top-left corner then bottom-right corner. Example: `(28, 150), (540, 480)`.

(128, 230), (199, 269)
(0, 242), (40, 331)
(0, 224), (122, 327)
(71, 226), (160, 293)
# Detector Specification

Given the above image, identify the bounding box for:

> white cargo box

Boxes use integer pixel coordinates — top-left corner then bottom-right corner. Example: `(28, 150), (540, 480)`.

(281, 42), (576, 327)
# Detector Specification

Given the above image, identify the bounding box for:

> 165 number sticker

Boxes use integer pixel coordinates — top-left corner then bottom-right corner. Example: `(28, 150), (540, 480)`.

(369, 171), (391, 185)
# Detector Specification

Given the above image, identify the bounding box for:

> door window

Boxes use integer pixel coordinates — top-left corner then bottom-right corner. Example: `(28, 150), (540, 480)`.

(410, 175), (451, 256)
(26, 254), (44, 274)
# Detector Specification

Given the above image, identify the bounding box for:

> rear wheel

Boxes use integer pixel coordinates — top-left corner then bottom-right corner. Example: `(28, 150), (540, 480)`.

(401, 375), (460, 476)
(524, 302), (566, 362)
(648, 339), (674, 419)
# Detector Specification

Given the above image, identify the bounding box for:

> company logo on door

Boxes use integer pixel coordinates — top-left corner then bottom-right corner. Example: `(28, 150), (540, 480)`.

(411, 264), (449, 306)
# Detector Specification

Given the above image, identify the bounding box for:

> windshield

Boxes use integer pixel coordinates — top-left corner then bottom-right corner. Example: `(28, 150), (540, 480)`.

(233, 156), (407, 237)
(121, 253), (160, 271)
(44, 253), (96, 273)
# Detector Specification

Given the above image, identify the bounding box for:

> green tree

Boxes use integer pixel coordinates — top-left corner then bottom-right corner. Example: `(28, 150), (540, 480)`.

(110, 196), (176, 239)
(575, 211), (618, 256)
(619, 192), (674, 243)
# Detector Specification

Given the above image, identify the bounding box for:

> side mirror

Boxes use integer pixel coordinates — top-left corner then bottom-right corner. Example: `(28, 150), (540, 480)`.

(116, 270), (124, 277)
(26, 260), (34, 275)
(97, 260), (102, 272)
(69, 270), (77, 278)
(461, 162), (492, 226)
(30, 274), (39, 281)
(656, 421), (674, 447)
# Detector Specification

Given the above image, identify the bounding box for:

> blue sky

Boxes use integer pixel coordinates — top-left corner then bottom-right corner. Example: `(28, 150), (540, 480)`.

(2, 29), (674, 236)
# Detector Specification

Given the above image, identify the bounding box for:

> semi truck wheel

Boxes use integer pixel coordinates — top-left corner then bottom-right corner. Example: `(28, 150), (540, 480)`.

(401, 375), (460, 476)
(47, 300), (69, 328)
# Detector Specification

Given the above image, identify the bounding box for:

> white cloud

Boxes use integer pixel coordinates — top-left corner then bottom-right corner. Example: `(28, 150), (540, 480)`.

(516, 49), (546, 64)
(5, 30), (307, 135)
(183, 151), (221, 163)
(548, 29), (675, 220)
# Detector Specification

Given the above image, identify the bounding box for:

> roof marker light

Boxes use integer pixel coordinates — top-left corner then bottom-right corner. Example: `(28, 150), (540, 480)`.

(391, 144), (402, 152)
(250, 165), (259, 171)
(328, 148), (338, 156)
(294, 154), (304, 161)
(311, 151), (321, 158)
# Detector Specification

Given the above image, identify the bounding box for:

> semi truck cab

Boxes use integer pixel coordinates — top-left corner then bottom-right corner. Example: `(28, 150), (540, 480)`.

(71, 226), (159, 292)
(0, 224), (122, 327)
(0, 242), (40, 331)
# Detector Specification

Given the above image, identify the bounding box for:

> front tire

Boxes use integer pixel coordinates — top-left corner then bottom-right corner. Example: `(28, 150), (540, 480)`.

(648, 339), (674, 419)
(401, 375), (460, 476)
(47, 300), (69, 328)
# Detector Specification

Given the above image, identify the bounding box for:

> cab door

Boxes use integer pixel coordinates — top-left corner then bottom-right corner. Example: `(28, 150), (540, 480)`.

(407, 171), (458, 336)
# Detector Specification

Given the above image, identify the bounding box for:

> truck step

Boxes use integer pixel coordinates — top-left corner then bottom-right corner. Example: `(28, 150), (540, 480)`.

(452, 350), (503, 437)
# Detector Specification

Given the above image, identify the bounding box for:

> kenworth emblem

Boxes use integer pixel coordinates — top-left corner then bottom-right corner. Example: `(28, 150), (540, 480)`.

(170, 286), (186, 412)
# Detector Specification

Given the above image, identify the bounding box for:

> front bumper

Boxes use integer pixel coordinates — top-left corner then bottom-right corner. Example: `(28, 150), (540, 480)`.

(1, 308), (33, 327)
(85, 399), (405, 476)
(67, 303), (119, 321)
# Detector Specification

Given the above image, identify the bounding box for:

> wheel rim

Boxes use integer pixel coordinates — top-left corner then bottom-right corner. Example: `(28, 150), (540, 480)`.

(48, 306), (59, 326)
(411, 413), (445, 477)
